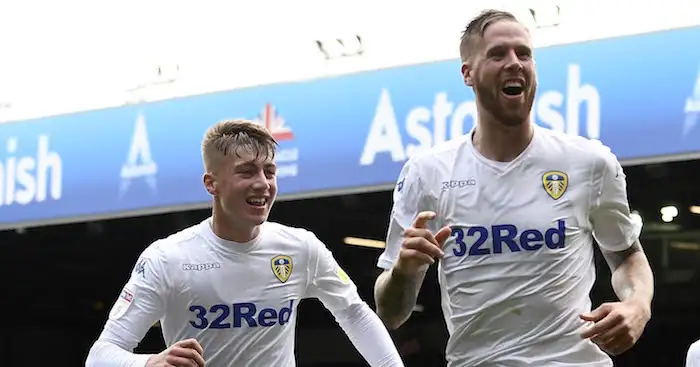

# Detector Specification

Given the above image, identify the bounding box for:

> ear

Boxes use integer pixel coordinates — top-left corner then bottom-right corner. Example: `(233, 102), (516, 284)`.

(203, 172), (217, 196)
(462, 61), (474, 87)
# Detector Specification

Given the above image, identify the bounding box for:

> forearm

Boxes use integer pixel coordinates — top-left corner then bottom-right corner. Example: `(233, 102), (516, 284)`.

(373, 267), (427, 329)
(335, 303), (405, 367)
(603, 242), (654, 310)
(86, 339), (153, 367)
(611, 251), (653, 307)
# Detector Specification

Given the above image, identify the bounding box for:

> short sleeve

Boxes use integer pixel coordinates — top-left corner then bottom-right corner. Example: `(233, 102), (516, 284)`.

(305, 232), (363, 313)
(589, 147), (641, 252)
(377, 158), (433, 270)
(98, 242), (171, 350)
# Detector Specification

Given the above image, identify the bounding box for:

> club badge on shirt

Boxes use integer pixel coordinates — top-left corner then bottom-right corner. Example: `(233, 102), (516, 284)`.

(271, 255), (293, 283)
(542, 170), (569, 200)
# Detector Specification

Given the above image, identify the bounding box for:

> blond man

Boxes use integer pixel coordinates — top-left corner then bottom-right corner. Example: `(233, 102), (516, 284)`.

(87, 120), (404, 367)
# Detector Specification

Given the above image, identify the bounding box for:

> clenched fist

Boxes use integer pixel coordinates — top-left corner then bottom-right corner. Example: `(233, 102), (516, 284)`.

(580, 300), (651, 356)
(393, 211), (452, 275)
(146, 338), (206, 367)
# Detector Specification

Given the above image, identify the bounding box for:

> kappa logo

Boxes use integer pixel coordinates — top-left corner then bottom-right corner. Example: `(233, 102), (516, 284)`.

(134, 258), (147, 278)
(396, 178), (405, 193)
(182, 262), (221, 271)
(271, 255), (293, 283)
(119, 113), (158, 197)
(442, 179), (476, 190)
(542, 171), (568, 200)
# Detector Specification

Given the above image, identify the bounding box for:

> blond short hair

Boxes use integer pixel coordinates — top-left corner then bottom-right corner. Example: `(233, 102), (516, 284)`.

(201, 119), (278, 171)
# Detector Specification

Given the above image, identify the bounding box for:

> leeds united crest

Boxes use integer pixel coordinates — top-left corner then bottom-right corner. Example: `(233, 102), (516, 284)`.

(271, 255), (293, 283)
(542, 171), (568, 200)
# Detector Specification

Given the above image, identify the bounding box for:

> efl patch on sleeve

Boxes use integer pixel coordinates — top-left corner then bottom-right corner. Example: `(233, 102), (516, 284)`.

(108, 287), (135, 320)
(336, 267), (350, 285)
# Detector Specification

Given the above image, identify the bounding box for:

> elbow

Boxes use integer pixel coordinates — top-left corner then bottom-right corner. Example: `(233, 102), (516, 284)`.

(84, 341), (102, 367)
(84, 340), (120, 367)
(384, 319), (407, 331)
(375, 308), (409, 330)
(373, 272), (411, 330)
(374, 292), (410, 330)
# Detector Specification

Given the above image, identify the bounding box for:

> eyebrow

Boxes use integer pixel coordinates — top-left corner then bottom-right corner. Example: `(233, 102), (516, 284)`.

(486, 43), (532, 54)
(235, 161), (276, 169)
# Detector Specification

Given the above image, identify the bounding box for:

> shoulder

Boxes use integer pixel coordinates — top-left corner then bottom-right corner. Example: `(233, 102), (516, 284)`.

(410, 135), (470, 171)
(261, 222), (324, 254)
(136, 222), (206, 272)
(263, 221), (316, 243)
(399, 135), (471, 188)
(537, 128), (618, 174)
(392, 136), (473, 203)
(262, 222), (330, 270)
(688, 339), (700, 359)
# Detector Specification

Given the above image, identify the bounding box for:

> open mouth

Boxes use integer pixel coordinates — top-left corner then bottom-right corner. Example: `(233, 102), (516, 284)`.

(246, 197), (267, 207)
(502, 80), (524, 97)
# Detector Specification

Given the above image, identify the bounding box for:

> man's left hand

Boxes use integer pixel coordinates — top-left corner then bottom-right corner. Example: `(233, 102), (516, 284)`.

(579, 300), (651, 356)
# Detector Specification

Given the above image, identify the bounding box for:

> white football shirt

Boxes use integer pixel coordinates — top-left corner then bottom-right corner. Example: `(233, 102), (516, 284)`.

(378, 126), (641, 367)
(99, 218), (361, 366)
(687, 340), (700, 367)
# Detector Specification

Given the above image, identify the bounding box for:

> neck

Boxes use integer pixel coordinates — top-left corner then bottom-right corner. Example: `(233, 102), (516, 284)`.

(211, 202), (260, 243)
(472, 109), (534, 162)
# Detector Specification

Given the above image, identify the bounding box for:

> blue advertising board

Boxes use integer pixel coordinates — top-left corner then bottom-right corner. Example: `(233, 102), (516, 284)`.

(1, 26), (700, 229)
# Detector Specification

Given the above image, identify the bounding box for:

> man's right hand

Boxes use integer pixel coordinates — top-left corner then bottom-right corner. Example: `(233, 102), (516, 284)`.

(393, 211), (451, 275)
(146, 338), (206, 367)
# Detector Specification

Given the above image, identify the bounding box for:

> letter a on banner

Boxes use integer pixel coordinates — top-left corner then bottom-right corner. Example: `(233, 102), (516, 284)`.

(119, 113), (158, 198)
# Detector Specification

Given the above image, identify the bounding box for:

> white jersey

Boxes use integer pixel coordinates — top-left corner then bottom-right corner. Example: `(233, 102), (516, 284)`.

(687, 340), (700, 367)
(100, 219), (361, 366)
(378, 126), (641, 367)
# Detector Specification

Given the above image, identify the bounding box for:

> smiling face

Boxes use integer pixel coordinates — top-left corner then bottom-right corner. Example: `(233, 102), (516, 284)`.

(212, 147), (277, 226)
(460, 11), (537, 127)
(202, 120), (278, 234)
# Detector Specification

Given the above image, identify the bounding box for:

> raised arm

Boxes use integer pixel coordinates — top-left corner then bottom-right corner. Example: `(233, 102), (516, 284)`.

(374, 160), (449, 330)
